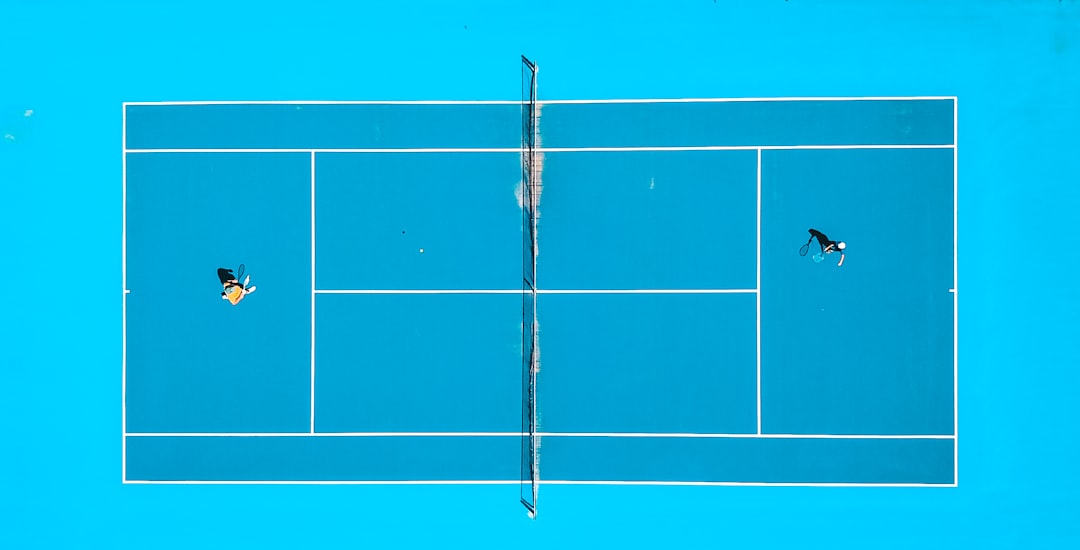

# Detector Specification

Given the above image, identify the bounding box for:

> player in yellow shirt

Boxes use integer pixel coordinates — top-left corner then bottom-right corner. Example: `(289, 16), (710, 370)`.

(218, 266), (256, 305)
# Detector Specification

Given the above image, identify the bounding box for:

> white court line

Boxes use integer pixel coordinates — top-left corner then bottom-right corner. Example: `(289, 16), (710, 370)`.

(316, 289), (522, 295)
(123, 147), (516, 154)
(315, 289), (757, 295)
(538, 432), (955, 439)
(123, 100), (523, 106)
(121, 102), (128, 483)
(121, 479), (955, 487)
(126, 432), (519, 437)
(310, 151), (317, 434)
(123, 144), (954, 154)
(538, 289), (756, 294)
(539, 481), (956, 487)
(541, 145), (954, 152)
(125, 430), (514, 434)
(953, 97), (959, 485)
(123, 480), (521, 485)
(539, 96), (958, 104)
(121, 96), (957, 107)
(123, 431), (955, 439)
(756, 148), (762, 435)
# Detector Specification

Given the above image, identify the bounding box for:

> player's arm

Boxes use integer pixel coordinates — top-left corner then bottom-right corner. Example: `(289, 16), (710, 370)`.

(837, 252), (845, 267)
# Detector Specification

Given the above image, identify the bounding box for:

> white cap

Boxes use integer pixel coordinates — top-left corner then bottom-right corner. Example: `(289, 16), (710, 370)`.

(837, 242), (846, 250)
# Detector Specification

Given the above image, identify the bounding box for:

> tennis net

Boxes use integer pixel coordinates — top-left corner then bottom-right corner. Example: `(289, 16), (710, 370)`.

(520, 54), (539, 519)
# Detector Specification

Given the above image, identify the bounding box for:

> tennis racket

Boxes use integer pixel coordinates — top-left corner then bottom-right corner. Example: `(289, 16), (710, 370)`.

(799, 243), (810, 256)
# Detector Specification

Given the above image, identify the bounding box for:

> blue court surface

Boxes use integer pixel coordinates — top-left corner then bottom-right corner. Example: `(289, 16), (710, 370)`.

(5, 1), (1080, 548)
(124, 97), (956, 492)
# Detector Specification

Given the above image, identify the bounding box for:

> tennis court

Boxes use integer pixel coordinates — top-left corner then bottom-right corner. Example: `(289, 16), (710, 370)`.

(8, 1), (1080, 547)
(123, 60), (956, 516)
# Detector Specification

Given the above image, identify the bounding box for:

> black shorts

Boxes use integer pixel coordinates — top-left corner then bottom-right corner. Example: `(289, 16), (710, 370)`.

(217, 268), (236, 285)
(808, 229), (834, 250)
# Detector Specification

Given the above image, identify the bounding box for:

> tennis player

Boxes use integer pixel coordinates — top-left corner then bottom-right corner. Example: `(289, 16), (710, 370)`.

(218, 267), (256, 305)
(805, 228), (846, 267)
